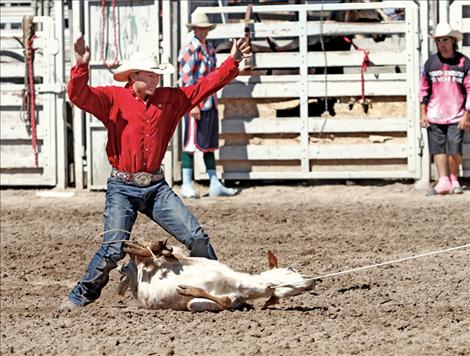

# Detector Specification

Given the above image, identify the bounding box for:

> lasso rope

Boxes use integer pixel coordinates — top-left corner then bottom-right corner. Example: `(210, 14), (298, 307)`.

(274, 243), (470, 288)
(93, 228), (140, 243)
(94, 228), (158, 261)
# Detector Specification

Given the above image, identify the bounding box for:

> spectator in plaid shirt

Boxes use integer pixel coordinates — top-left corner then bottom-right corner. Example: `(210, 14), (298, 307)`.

(178, 11), (239, 198)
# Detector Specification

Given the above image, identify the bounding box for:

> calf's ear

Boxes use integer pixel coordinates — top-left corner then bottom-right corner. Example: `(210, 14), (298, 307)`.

(117, 274), (130, 296)
(267, 250), (278, 269)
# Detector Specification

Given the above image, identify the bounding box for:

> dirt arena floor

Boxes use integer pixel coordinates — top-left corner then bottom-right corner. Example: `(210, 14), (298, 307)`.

(1, 182), (469, 355)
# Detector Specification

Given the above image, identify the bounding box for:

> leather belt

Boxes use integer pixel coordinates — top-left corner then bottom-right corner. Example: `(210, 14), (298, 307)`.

(111, 168), (164, 187)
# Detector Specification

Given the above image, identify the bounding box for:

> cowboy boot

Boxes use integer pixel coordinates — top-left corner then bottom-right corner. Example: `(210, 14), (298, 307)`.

(181, 168), (200, 198)
(208, 169), (239, 197)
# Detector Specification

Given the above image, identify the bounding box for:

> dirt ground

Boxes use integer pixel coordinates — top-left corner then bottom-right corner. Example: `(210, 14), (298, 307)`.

(1, 182), (469, 355)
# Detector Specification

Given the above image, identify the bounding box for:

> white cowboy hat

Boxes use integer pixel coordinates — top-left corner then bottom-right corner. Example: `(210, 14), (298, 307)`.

(186, 11), (216, 31)
(113, 52), (175, 82)
(432, 22), (463, 42)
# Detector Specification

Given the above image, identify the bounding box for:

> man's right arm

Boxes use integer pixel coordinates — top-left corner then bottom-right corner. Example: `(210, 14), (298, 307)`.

(419, 60), (431, 128)
(420, 103), (429, 128)
(68, 35), (112, 124)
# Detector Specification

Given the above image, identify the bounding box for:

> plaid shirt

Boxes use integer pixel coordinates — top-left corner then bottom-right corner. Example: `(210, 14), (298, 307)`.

(178, 36), (217, 111)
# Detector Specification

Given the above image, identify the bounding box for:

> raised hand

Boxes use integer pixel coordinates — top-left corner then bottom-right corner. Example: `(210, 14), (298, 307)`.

(74, 35), (91, 65)
(230, 37), (252, 62)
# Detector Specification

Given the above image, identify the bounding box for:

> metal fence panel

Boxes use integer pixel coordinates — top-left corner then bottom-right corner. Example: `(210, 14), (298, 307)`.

(187, 2), (423, 182)
(0, 15), (64, 187)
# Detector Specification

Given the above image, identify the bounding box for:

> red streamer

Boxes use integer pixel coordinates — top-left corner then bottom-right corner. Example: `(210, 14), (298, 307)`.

(26, 36), (38, 167)
(343, 36), (370, 103)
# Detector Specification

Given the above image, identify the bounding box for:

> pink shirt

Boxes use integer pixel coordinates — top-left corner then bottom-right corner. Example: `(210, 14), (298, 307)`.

(419, 52), (470, 124)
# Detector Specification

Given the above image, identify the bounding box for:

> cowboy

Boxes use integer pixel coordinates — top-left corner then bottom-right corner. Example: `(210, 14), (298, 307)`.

(178, 11), (239, 198)
(60, 34), (251, 311)
(419, 22), (470, 195)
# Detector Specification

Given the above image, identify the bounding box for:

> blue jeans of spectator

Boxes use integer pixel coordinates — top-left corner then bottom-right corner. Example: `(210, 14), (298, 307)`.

(69, 177), (217, 306)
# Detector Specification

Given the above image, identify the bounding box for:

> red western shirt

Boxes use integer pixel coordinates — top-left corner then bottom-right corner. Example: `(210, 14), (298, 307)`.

(68, 56), (239, 174)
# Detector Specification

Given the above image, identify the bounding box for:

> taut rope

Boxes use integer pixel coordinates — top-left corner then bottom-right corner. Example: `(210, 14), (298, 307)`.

(274, 243), (470, 288)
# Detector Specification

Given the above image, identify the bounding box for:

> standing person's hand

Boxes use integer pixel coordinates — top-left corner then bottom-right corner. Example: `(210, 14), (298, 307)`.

(191, 106), (201, 121)
(458, 112), (470, 131)
(230, 37), (252, 62)
(74, 35), (90, 65)
(420, 112), (429, 128)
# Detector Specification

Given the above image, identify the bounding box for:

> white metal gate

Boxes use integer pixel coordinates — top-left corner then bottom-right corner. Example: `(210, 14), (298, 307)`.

(0, 14), (66, 187)
(182, 2), (424, 183)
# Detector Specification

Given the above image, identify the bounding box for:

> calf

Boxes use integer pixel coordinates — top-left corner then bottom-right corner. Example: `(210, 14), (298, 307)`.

(117, 240), (315, 311)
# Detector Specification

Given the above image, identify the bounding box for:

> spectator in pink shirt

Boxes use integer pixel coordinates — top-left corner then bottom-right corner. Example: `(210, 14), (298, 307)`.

(419, 22), (470, 195)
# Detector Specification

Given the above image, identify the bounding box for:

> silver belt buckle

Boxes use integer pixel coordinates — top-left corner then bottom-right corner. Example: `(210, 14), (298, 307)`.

(133, 172), (152, 187)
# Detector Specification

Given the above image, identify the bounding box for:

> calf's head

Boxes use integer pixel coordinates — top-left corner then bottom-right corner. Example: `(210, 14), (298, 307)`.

(262, 250), (315, 298)
(117, 239), (174, 297)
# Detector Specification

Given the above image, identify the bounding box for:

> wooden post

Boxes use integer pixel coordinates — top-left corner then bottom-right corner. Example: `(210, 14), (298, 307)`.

(54, 0), (67, 189)
(438, 0), (449, 23)
(162, 0), (174, 186)
(71, 0), (85, 189)
(299, 9), (309, 173)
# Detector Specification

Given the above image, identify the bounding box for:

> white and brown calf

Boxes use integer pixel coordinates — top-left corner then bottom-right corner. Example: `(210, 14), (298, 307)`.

(117, 240), (315, 311)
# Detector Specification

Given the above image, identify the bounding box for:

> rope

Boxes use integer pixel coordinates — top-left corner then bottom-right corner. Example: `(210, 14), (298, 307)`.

(101, 0), (119, 68)
(342, 36), (370, 104)
(319, 0), (328, 116)
(26, 35), (38, 167)
(93, 228), (141, 243)
(314, 0), (330, 139)
(96, 228), (159, 263)
(274, 243), (470, 288)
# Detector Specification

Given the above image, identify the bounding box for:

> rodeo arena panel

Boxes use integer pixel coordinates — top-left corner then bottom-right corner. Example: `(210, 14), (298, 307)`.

(0, 0), (469, 189)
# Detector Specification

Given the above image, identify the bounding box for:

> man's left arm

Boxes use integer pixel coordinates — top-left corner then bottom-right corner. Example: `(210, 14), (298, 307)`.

(179, 37), (251, 114)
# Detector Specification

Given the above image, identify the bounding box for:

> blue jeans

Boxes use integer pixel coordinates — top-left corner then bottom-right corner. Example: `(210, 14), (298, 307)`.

(69, 177), (217, 306)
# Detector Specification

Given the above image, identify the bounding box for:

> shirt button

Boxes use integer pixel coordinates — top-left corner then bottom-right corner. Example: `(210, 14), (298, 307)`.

(146, 134), (149, 137)
(146, 120), (149, 123)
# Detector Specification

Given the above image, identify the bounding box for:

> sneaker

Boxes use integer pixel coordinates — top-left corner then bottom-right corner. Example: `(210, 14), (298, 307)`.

(59, 298), (82, 311)
(429, 177), (452, 195)
(450, 179), (463, 194)
(181, 185), (200, 199)
(209, 179), (240, 197)
(209, 185), (240, 197)
(453, 186), (464, 194)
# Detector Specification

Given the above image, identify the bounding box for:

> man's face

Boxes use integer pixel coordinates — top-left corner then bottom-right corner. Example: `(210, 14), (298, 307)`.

(194, 27), (210, 41)
(131, 71), (160, 96)
(436, 36), (456, 58)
